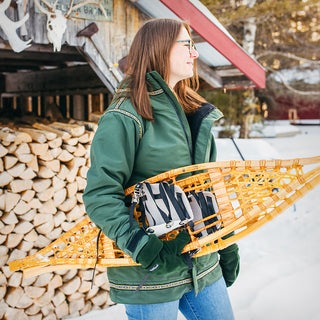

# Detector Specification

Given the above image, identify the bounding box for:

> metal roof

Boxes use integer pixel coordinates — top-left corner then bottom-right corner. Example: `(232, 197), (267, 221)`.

(130, 0), (265, 88)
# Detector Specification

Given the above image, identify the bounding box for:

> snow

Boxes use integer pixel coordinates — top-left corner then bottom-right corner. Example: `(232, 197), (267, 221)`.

(72, 121), (320, 320)
(271, 64), (320, 85)
(249, 122), (301, 138)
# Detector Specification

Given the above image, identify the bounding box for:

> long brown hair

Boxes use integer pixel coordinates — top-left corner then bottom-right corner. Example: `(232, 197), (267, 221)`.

(122, 18), (206, 121)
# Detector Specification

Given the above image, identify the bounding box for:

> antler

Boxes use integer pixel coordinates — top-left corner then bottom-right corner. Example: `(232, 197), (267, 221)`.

(65, 0), (109, 19)
(34, 0), (108, 52)
(0, 0), (32, 52)
(33, 0), (58, 15)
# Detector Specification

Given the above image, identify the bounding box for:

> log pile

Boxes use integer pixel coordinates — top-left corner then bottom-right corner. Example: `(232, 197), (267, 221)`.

(0, 121), (115, 320)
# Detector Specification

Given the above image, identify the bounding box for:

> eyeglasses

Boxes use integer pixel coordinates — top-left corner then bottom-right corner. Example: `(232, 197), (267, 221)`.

(176, 39), (197, 54)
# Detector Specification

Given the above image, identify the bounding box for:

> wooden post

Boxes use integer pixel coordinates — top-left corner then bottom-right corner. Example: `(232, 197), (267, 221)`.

(66, 95), (70, 119)
(27, 97), (32, 113)
(37, 96), (41, 116)
(88, 94), (92, 120)
(20, 96), (29, 115)
(73, 95), (85, 120)
(288, 108), (299, 124)
(99, 93), (104, 113)
(13, 96), (17, 111)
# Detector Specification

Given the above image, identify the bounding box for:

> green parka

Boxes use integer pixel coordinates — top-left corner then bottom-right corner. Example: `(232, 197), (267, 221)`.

(83, 71), (239, 304)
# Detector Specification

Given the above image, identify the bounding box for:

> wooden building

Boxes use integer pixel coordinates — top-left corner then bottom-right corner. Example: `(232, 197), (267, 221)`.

(0, 1), (266, 319)
(0, 0), (265, 123)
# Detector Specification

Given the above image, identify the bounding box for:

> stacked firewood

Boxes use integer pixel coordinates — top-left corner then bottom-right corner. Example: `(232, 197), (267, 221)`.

(0, 121), (114, 320)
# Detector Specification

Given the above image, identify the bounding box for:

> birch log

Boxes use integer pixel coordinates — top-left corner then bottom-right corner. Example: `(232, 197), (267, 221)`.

(0, 121), (112, 319)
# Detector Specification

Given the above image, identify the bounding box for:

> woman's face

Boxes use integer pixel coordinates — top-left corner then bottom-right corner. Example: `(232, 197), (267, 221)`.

(168, 26), (199, 89)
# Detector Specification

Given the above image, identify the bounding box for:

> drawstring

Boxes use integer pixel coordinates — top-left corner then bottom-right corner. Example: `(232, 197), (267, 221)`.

(134, 263), (160, 293)
(134, 274), (151, 293)
(183, 248), (201, 296)
(91, 229), (102, 289)
(192, 267), (199, 296)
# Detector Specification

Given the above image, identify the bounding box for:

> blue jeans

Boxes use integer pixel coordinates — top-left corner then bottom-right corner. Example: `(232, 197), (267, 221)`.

(125, 277), (234, 320)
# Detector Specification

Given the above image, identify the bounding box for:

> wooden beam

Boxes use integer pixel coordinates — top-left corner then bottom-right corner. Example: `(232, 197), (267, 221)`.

(0, 60), (44, 70)
(215, 67), (244, 78)
(197, 60), (222, 88)
(0, 45), (86, 74)
(0, 45), (86, 62)
(77, 35), (122, 93)
(4, 65), (106, 95)
(160, 0), (266, 88)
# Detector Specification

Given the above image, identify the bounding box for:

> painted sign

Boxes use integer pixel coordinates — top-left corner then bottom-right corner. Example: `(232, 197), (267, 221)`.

(35, 0), (113, 22)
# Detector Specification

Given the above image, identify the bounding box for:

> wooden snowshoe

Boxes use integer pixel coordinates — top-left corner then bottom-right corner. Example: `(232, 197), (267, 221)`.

(9, 156), (320, 278)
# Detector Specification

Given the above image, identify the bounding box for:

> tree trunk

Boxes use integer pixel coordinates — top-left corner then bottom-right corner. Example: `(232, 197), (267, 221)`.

(239, 0), (257, 139)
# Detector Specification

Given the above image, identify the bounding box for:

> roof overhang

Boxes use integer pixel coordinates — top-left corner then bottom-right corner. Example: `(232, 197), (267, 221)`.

(131, 0), (265, 89)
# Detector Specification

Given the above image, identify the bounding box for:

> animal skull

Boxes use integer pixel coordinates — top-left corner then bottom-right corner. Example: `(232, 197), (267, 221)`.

(34, 0), (109, 52)
(46, 10), (67, 52)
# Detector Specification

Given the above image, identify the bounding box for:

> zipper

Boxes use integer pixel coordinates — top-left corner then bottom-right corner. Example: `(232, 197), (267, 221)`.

(149, 73), (193, 164)
(188, 103), (216, 161)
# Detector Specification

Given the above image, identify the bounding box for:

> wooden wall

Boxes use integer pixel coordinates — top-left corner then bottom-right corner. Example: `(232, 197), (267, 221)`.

(0, 0), (149, 121)
(4, 0), (148, 68)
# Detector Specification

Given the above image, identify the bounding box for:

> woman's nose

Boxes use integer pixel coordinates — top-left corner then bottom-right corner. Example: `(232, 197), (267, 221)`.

(190, 48), (199, 59)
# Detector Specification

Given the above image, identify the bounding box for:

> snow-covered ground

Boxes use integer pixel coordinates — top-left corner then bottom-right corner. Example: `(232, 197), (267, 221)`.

(72, 121), (320, 320)
(224, 122), (320, 320)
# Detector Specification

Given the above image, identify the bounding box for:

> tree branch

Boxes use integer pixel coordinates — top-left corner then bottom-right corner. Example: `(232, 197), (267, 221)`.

(256, 51), (320, 65)
(266, 67), (320, 96)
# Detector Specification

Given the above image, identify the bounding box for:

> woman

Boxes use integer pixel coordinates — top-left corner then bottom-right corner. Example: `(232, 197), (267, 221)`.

(83, 18), (239, 320)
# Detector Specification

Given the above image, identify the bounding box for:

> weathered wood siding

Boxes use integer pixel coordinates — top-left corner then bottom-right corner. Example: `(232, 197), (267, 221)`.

(1, 0), (147, 65)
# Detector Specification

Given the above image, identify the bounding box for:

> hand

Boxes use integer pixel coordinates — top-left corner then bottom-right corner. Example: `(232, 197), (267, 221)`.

(137, 230), (191, 274)
(218, 243), (240, 287)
